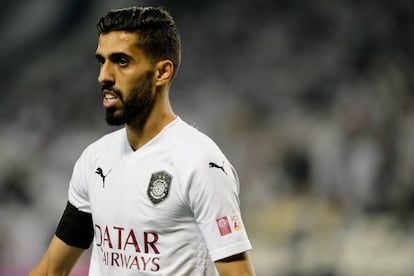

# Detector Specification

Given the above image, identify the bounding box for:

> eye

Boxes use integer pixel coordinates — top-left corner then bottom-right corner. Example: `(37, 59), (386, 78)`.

(118, 57), (129, 67)
(108, 54), (131, 67)
(95, 56), (105, 66)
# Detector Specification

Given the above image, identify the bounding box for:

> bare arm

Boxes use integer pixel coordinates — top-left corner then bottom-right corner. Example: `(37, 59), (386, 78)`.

(215, 252), (256, 276)
(28, 235), (84, 276)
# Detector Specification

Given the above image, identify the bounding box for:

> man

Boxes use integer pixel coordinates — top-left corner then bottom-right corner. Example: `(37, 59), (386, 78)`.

(29, 6), (255, 276)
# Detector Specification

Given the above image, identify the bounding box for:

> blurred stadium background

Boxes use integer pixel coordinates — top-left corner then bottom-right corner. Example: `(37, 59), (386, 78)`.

(1, 0), (414, 275)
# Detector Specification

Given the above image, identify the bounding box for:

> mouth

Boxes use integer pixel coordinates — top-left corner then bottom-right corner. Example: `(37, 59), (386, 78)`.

(104, 93), (117, 100)
(102, 90), (119, 108)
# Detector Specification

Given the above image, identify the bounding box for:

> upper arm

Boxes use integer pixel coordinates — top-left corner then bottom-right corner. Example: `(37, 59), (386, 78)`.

(188, 157), (252, 261)
(28, 235), (85, 276)
(29, 200), (93, 276)
(215, 251), (256, 276)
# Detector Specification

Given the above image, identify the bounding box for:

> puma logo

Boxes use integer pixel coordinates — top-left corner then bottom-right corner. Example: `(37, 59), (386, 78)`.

(95, 167), (112, 187)
(209, 162), (227, 175)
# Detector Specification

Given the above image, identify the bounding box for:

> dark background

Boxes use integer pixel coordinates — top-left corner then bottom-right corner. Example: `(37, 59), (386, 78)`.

(1, 0), (414, 275)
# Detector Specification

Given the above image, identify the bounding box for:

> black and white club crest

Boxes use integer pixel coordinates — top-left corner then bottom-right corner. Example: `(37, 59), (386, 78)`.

(147, 170), (172, 204)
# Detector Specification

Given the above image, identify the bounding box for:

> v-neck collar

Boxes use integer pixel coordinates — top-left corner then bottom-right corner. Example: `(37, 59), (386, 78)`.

(122, 116), (180, 155)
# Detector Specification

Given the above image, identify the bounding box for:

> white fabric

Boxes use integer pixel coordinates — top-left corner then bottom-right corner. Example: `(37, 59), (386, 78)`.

(68, 117), (252, 275)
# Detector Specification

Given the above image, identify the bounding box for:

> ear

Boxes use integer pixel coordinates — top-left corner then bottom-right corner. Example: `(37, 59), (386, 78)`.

(155, 60), (174, 86)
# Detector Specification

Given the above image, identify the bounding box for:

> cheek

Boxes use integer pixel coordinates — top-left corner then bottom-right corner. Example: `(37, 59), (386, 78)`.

(115, 76), (135, 93)
(119, 69), (155, 93)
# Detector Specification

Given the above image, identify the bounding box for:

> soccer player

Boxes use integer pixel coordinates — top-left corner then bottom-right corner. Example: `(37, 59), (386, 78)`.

(29, 6), (255, 276)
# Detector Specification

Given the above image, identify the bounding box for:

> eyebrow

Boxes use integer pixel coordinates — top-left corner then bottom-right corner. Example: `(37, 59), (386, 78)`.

(94, 52), (134, 62)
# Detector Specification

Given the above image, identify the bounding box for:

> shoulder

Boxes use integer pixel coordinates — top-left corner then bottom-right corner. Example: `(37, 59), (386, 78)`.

(169, 119), (226, 161)
(166, 118), (232, 180)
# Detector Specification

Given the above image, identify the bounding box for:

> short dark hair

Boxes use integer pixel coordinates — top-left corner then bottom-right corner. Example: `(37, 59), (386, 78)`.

(97, 6), (181, 79)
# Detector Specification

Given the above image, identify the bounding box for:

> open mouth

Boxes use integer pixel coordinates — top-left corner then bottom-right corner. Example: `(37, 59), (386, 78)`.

(104, 93), (117, 100)
(102, 91), (119, 108)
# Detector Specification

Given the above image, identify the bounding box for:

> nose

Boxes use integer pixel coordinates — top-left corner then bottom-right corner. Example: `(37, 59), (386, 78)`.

(98, 62), (114, 84)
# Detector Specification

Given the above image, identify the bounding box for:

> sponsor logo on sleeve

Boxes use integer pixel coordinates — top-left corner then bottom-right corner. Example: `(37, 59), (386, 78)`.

(216, 214), (244, 236)
(209, 161), (227, 175)
(216, 216), (232, 236)
(231, 214), (242, 231)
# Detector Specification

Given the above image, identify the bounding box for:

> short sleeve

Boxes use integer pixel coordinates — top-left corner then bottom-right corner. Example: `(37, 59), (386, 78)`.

(189, 158), (252, 261)
(68, 151), (91, 213)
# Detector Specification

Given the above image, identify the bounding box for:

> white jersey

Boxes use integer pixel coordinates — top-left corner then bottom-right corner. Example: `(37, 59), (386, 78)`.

(68, 117), (252, 275)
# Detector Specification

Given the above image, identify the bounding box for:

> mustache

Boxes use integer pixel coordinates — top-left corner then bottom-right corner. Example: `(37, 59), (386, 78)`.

(101, 83), (121, 97)
(101, 82), (114, 91)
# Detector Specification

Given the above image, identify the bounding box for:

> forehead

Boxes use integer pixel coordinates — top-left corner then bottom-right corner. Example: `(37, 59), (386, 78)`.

(96, 31), (142, 56)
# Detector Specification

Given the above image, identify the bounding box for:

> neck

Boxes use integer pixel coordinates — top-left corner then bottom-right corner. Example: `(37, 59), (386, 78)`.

(125, 91), (176, 151)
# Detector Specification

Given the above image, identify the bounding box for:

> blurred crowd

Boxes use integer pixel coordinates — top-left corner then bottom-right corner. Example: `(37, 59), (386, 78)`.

(1, 0), (414, 275)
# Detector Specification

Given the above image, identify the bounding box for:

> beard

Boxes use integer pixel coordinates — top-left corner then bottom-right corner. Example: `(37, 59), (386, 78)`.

(105, 71), (155, 126)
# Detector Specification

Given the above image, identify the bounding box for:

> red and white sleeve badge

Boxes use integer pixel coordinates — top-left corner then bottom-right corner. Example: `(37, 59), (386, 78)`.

(216, 213), (243, 236)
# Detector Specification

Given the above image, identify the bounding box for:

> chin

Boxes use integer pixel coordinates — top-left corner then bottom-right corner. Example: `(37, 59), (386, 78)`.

(105, 110), (126, 126)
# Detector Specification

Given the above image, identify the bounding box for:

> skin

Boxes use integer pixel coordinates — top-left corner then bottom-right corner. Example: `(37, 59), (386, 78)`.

(29, 31), (255, 276)
(96, 31), (177, 150)
(28, 236), (83, 276)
